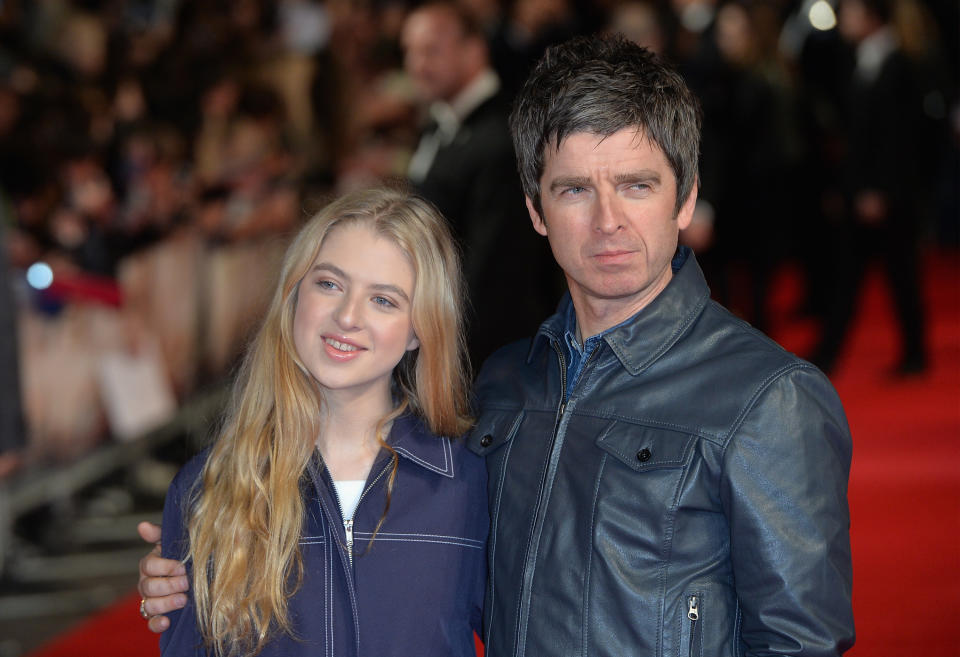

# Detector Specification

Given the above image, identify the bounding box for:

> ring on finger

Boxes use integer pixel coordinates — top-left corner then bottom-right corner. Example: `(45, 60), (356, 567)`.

(140, 598), (150, 619)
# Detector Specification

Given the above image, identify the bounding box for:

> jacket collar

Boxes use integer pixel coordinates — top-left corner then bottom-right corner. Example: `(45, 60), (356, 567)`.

(529, 247), (710, 375)
(388, 413), (456, 479)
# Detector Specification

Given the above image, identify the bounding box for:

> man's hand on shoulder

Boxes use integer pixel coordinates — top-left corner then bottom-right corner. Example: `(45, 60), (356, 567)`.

(137, 521), (189, 633)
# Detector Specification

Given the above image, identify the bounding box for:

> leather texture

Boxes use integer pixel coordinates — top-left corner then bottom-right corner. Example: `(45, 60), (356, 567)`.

(468, 248), (855, 657)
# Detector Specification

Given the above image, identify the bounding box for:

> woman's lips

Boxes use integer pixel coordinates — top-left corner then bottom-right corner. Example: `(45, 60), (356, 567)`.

(322, 336), (365, 361)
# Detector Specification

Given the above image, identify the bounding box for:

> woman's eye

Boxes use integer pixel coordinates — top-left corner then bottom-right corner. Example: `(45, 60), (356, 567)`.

(317, 279), (338, 290)
(372, 296), (396, 308)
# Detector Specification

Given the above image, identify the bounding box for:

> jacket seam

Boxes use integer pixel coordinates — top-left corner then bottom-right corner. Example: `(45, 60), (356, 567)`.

(721, 361), (809, 448)
(323, 512), (332, 657)
(581, 453), (605, 655)
(352, 531), (484, 549)
(515, 396), (575, 656)
(485, 419), (518, 648)
(582, 409), (725, 446)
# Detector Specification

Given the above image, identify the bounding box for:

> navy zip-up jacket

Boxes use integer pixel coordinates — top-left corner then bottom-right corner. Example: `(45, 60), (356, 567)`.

(160, 413), (488, 656)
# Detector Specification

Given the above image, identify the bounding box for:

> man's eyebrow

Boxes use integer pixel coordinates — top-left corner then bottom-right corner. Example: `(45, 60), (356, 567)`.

(613, 170), (662, 186)
(311, 263), (410, 302)
(549, 176), (592, 192)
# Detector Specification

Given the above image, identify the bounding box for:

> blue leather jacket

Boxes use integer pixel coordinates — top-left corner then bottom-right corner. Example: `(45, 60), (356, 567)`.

(160, 413), (488, 656)
(467, 249), (854, 656)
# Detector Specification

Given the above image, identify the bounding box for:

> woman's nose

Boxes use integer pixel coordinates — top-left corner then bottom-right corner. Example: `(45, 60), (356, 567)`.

(333, 294), (363, 330)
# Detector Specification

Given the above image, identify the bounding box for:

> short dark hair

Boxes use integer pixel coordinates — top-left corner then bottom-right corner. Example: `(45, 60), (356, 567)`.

(509, 34), (701, 216)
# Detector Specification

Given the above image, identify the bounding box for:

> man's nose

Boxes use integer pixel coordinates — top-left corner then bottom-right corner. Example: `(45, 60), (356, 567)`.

(593, 193), (623, 234)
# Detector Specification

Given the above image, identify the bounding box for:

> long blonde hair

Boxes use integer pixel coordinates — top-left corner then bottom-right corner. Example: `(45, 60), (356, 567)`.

(186, 186), (472, 656)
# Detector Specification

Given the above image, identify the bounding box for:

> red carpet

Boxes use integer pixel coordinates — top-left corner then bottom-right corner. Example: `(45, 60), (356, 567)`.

(29, 251), (960, 657)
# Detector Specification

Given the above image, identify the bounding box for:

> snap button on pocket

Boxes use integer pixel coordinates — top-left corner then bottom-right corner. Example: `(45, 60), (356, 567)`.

(480, 434), (493, 447)
(636, 448), (652, 462)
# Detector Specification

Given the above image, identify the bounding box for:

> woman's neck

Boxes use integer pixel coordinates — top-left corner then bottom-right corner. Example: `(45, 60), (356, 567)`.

(316, 387), (394, 482)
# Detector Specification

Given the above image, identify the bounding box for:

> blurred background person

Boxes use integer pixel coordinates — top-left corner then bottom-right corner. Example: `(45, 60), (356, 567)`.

(401, 1), (559, 365)
(809, 0), (933, 375)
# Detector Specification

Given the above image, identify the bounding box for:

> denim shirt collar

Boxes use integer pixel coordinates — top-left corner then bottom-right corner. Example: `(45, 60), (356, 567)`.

(529, 247), (710, 375)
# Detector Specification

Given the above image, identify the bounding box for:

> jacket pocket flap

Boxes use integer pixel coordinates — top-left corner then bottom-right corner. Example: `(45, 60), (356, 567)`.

(466, 410), (524, 456)
(596, 423), (695, 472)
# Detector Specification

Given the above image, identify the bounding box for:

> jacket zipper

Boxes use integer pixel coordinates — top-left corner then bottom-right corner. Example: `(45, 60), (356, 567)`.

(339, 461), (391, 569)
(687, 595), (702, 657)
(344, 518), (354, 567)
(513, 340), (600, 655)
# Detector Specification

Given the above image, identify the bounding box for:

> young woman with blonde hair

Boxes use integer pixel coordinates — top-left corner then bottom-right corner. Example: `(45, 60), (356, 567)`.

(158, 186), (487, 656)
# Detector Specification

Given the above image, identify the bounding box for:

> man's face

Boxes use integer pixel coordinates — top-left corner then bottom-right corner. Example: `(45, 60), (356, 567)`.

(402, 7), (476, 103)
(527, 128), (695, 331)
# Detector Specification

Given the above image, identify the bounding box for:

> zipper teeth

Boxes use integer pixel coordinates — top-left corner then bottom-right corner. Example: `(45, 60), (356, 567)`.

(344, 519), (354, 568)
(325, 459), (390, 562)
(344, 459), (391, 567)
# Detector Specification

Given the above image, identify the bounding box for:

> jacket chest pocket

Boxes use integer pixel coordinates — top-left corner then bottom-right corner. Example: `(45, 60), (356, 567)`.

(593, 422), (697, 515)
(466, 409), (524, 456)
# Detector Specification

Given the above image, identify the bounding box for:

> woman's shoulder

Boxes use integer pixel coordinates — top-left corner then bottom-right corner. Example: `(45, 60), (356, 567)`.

(393, 414), (487, 484)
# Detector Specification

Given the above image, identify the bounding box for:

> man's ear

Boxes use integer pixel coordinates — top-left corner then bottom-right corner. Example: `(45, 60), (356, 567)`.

(526, 197), (548, 237)
(676, 179), (698, 231)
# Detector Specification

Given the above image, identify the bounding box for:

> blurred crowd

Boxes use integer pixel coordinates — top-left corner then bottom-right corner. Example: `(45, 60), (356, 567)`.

(0, 0), (956, 472)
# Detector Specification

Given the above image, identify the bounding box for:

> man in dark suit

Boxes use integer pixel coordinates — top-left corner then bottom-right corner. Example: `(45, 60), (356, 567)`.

(402, 1), (558, 366)
(811, 0), (928, 375)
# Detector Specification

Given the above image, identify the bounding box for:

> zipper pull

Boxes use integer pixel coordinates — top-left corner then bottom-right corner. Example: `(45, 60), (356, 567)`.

(687, 595), (699, 621)
(344, 518), (354, 565)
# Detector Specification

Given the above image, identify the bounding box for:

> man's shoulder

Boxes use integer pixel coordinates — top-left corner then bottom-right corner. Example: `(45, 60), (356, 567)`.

(678, 300), (842, 428)
(473, 335), (546, 403)
(478, 335), (537, 371)
(693, 299), (811, 374)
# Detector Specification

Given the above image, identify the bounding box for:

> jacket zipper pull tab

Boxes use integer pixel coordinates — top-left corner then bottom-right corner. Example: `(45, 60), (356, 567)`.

(344, 518), (354, 566)
(687, 595), (699, 621)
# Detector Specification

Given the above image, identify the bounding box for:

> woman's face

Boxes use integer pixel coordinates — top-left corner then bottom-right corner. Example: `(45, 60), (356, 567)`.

(293, 222), (419, 404)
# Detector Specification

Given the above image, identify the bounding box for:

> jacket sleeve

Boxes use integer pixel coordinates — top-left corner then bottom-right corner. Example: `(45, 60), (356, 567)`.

(720, 364), (855, 656)
(159, 461), (207, 656)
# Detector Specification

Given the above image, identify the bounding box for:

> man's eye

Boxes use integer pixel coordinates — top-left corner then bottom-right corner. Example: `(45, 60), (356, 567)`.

(628, 182), (653, 193)
(563, 186), (587, 196)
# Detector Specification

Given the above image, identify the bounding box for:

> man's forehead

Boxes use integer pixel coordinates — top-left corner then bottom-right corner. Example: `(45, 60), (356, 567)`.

(548, 127), (655, 155)
(403, 6), (465, 43)
(543, 127), (666, 165)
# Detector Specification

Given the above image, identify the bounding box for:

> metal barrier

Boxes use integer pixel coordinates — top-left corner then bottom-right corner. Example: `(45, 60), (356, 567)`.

(0, 384), (228, 576)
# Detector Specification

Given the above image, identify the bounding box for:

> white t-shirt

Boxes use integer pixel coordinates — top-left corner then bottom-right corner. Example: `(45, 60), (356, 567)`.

(333, 479), (365, 520)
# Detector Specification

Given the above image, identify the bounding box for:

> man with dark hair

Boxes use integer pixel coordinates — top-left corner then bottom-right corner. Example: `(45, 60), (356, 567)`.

(137, 34), (854, 656)
(467, 35), (854, 655)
